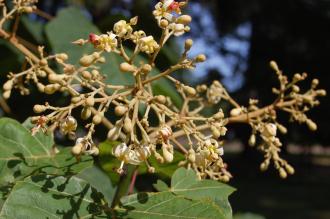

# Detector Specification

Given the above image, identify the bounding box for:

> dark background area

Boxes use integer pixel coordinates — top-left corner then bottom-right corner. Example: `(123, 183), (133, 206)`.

(0, 0), (329, 218)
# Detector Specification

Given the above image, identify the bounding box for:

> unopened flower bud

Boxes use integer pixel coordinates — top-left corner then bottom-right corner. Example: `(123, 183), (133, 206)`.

(316, 89), (326, 96)
(85, 96), (95, 107)
(162, 146), (173, 163)
(292, 85), (300, 93)
(79, 55), (95, 67)
(293, 73), (302, 81)
(177, 15), (192, 25)
(3, 80), (13, 91)
(160, 19), (169, 28)
(23, 6), (34, 13)
(81, 107), (92, 120)
(306, 119), (317, 131)
(91, 70), (100, 79)
(3, 90), (11, 99)
(82, 71), (92, 80)
(39, 59), (48, 66)
(130, 16), (138, 25)
(184, 26), (190, 32)
(37, 83), (45, 92)
(279, 168), (287, 179)
(44, 84), (59, 94)
(249, 134), (256, 146)
(148, 166), (155, 173)
(260, 161), (268, 171)
(92, 114), (102, 125)
(230, 108), (242, 117)
(184, 39), (193, 50)
(71, 144), (82, 155)
(33, 104), (46, 113)
(123, 117), (133, 133)
(277, 124), (287, 134)
(183, 85), (196, 96)
(98, 57), (106, 63)
(222, 175), (230, 183)
(107, 127), (121, 141)
(154, 95), (167, 104)
(188, 149), (196, 163)
(195, 54), (206, 62)
(141, 64), (152, 73)
(270, 60), (279, 71)
(115, 105), (127, 117)
(71, 96), (81, 104)
(285, 164), (295, 175)
(213, 111), (224, 120)
(56, 53), (68, 61)
(211, 126), (221, 139)
(312, 78), (319, 87)
(120, 62), (135, 73)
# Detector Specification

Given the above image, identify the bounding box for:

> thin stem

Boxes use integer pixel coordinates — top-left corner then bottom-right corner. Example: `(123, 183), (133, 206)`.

(111, 165), (138, 209)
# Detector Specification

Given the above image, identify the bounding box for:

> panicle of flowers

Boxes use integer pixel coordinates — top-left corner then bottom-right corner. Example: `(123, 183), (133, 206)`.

(0, 0), (326, 181)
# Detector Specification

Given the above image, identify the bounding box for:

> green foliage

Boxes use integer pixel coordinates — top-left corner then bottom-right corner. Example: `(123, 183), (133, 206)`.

(76, 165), (115, 204)
(0, 118), (92, 186)
(120, 167), (235, 219)
(0, 175), (108, 219)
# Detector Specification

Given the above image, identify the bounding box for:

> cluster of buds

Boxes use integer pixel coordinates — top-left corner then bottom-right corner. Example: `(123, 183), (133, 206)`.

(242, 61), (326, 178)
(0, 0), (37, 29)
(0, 0), (326, 181)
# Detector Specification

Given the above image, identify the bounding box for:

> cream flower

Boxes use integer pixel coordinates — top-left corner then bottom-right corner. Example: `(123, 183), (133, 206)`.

(153, 2), (173, 23)
(168, 23), (185, 36)
(112, 143), (151, 165)
(130, 30), (146, 44)
(89, 32), (118, 52)
(138, 36), (159, 54)
(113, 20), (133, 38)
(207, 81), (225, 104)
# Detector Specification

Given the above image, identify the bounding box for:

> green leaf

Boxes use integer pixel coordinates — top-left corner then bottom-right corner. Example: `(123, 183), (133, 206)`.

(76, 165), (115, 204)
(45, 7), (99, 65)
(0, 118), (93, 186)
(153, 180), (169, 192)
(170, 167), (236, 201)
(21, 16), (44, 44)
(120, 191), (228, 219)
(120, 167), (236, 219)
(0, 175), (109, 219)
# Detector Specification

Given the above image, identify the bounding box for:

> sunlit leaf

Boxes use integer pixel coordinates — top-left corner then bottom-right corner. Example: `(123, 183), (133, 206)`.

(0, 175), (109, 219)
(0, 118), (92, 186)
(121, 167), (236, 219)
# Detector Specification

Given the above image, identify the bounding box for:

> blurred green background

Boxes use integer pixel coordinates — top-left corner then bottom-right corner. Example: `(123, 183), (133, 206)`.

(0, 0), (329, 218)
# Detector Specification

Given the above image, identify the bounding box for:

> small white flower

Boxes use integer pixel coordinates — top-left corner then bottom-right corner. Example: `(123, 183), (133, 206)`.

(263, 123), (277, 137)
(89, 32), (118, 52)
(138, 36), (159, 54)
(112, 143), (151, 165)
(113, 20), (133, 38)
(169, 23), (185, 36)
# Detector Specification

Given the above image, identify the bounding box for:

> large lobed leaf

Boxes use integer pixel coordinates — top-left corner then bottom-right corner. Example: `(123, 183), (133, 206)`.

(120, 191), (228, 219)
(0, 118), (92, 186)
(120, 167), (236, 219)
(0, 175), (109, 219)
